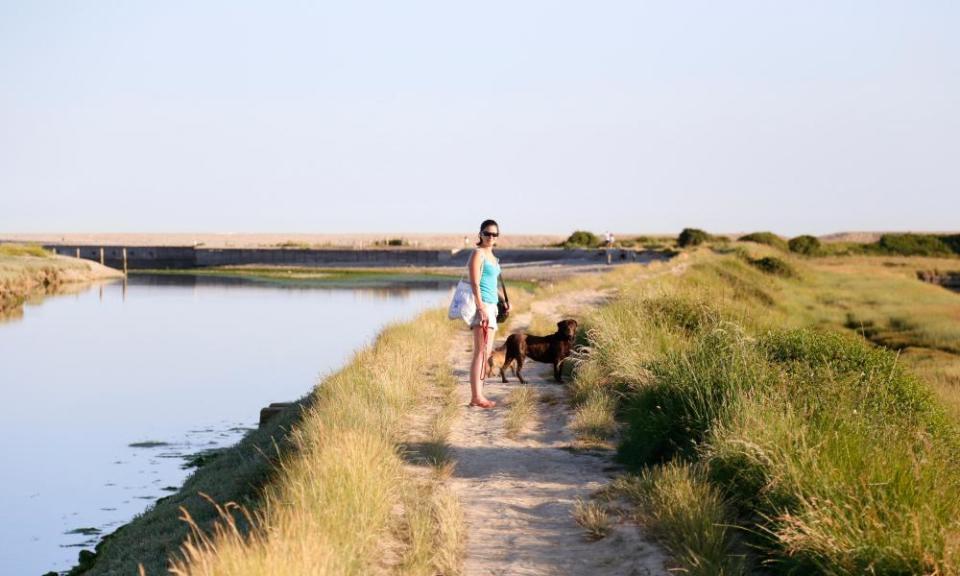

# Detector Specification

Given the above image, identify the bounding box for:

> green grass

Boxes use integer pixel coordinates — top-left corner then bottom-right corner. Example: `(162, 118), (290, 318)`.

(570, 389), (617, 443)
(568, 250), (960, 574)
(738, 231), (788, 252)
(608, 463), (747, 575)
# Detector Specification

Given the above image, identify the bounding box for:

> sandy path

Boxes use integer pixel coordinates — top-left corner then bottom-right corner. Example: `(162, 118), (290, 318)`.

(446, 291), (668, 576)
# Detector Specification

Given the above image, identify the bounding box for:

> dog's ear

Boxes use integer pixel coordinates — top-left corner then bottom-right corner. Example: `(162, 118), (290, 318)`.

(557, 320), (566, 331)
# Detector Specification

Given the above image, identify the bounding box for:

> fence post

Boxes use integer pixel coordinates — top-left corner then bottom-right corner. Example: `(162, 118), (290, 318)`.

(122, 247), (128, 275)
(100, 247), (104, 266)
(76, 247), (80, 259)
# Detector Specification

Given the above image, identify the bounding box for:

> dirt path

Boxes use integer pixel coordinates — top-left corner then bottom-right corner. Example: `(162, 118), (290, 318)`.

(446, 290), (669, 576)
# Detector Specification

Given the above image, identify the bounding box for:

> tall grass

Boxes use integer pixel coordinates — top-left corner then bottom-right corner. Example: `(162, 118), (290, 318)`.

(0, 243), (50, 258)
(609, 463), (747, 576)
(504, 385), (537, 438)
(572, 255), (960, 574)
(170, 310), (464, 576)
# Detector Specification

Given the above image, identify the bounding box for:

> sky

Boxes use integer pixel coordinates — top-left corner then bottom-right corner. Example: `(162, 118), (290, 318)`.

(1, 1), (957, 236)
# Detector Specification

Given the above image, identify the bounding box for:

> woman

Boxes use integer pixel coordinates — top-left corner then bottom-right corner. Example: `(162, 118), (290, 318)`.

(468, 219), (507, 408)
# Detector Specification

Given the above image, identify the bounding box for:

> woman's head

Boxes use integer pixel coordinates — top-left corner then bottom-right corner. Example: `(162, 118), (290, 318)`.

(476, 219), (499, 247)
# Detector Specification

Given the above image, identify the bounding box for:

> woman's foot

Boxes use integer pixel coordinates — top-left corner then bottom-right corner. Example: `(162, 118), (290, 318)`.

(469, 398), (497, 409)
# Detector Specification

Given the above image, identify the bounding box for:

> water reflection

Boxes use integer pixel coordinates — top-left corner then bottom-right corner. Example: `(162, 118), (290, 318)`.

(0, 274), (453, 575)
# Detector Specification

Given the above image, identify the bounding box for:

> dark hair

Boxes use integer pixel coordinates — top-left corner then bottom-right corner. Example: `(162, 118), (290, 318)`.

(476, 219), (499, 247)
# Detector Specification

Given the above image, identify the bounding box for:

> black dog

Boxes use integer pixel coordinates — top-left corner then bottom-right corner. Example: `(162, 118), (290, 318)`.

(500, 319), (578, 384)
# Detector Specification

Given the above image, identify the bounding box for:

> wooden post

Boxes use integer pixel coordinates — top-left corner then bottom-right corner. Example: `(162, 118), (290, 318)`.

(122, 248), (128, 275)
(100, 247), (104, 265)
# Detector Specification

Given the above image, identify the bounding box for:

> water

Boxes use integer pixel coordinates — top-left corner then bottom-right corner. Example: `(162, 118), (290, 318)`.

(0, 274), (455, 575)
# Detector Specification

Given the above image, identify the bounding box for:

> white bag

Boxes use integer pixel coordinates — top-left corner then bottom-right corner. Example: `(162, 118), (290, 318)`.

(447, 279), (476, 325)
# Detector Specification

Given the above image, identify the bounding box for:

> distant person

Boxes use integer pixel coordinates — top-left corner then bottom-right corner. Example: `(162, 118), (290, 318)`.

(604, 231), (615, 264)
(467, 219), (507, 408)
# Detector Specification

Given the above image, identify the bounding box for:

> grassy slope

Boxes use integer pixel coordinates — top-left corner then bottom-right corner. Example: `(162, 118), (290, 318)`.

(75, 309), (463, 576)
(566, 247), (960, 575)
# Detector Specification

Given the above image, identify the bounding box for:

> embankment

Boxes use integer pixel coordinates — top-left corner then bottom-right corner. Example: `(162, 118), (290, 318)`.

(0, 248), (123, 317)
(64, 309), (461, 575)
(568, 248), (960, 574)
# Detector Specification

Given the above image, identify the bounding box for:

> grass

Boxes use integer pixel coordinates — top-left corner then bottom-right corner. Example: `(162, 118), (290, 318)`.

(570, 390), (617, 443)
(0, 242), (51, 258)
(504, 385), (538, 438)
(167, 309), (464, 576)
(76, 309), (464, 576)
(608, 463), (746, 575)
(572, 498), (611, 540)
(565, 248), (960, 574)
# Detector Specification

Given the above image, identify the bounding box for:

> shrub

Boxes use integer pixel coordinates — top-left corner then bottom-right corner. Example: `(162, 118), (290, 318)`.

(738, 232), (788, 251)
(876, 233), (953, 256)
(941, 234), (960, 255)
(747, 256), (795, 278)
(564, 230), (600, 248)
(787, 235), (821, 256)
(677, 228), (712, 248)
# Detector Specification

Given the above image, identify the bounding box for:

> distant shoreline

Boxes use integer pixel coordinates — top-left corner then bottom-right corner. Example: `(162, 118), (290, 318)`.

(3, 231), (958, 250)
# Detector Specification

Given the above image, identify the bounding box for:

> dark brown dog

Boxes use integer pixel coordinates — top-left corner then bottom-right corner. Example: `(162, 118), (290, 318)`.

(500, 319), (579, 384)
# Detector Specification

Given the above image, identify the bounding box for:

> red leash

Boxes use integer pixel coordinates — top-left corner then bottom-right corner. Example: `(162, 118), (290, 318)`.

(480, 318), (490, 380)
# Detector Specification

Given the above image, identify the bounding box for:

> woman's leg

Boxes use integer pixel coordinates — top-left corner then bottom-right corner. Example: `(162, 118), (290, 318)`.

(470, 324), (494, 405)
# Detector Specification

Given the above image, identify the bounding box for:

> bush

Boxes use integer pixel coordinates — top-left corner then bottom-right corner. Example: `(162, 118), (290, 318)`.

(941, 234), (960, 255)
(677, 228), (712, 248)
(738, 232), (788, 251)
(787, 235), (821, 256)
(876, 233), (953, 256)
(564, 230), (600, 248)
(747, 256), (795, 278)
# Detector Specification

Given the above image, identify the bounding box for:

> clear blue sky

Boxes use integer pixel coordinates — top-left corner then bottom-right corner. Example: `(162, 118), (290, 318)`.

(1, 1), (957, 236)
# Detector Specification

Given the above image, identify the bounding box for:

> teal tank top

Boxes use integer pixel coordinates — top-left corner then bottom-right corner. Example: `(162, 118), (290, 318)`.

(478, 251), (500, 304)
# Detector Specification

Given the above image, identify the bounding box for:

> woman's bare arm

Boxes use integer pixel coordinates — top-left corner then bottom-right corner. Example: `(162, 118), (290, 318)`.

(469, 250), (486, 318)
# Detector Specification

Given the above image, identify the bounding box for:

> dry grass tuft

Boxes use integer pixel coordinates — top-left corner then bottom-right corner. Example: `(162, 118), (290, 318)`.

(572, 498), (611, 541)
(504, 385), (538, 438)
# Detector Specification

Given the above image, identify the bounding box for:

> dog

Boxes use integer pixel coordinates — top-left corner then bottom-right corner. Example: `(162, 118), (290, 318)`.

(487, 343), (518, 382)
(498, 319), (579, 384)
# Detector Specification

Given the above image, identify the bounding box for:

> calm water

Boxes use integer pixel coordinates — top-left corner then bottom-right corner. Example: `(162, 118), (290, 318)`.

(0, 274), (454, 575)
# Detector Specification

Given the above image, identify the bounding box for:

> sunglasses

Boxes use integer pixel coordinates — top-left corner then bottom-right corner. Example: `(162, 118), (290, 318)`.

(481, 231), (499, 238)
